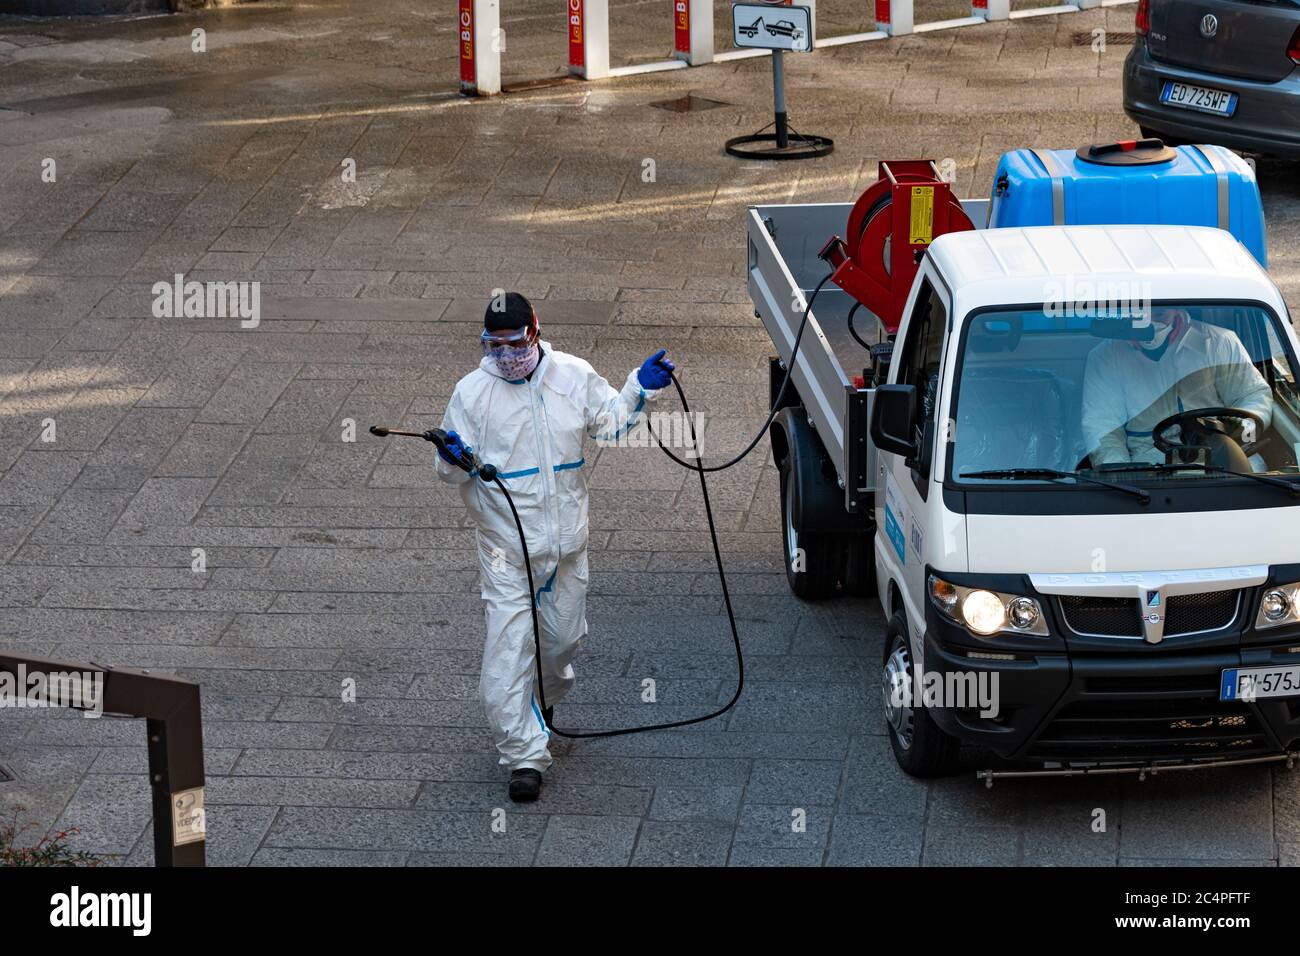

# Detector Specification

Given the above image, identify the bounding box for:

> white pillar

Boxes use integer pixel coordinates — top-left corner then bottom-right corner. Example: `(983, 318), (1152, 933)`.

(876, 0), (912, 35)
(568, 0), (610, 80)
(973, 0), (1010, 20)
(673, 0), (714, 66)
(1075, 0), (1102, 8)
(458, 0), (500, 96)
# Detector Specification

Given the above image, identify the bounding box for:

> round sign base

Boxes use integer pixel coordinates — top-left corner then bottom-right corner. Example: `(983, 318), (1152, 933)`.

(725, 132), (833, 161)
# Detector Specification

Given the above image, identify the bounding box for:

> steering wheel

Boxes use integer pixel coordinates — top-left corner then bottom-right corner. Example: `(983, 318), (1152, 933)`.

(1151, 406), (1265, 460)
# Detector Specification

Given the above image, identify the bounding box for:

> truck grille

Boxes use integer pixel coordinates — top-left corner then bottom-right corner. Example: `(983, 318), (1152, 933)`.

(1166, 590), (1241, 635)
(1029, 673), (1270, 760)
(1059, 595), (1138, 636)
(1059, 590), (1240, 639)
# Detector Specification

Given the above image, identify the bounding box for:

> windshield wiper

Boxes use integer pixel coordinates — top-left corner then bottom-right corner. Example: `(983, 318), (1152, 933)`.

(1095, 462), (1300, 499)
(960, 468), (1151, 504)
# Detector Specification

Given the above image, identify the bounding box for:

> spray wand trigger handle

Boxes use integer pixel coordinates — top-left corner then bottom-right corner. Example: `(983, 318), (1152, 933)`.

(427, 427), (494, 479)
(425, 428), (468, 472)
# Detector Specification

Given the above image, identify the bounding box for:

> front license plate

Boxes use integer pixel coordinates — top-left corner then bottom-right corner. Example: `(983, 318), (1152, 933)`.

(1220, 664), (1300, 702)
(1160, 81), (1237, 117)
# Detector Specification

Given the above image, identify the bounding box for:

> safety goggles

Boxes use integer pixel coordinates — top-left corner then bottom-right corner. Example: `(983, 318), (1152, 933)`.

(480, 322), (539, 354)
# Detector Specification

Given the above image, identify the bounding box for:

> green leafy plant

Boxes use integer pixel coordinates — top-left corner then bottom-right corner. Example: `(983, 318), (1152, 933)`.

(0, 805), (102, 867)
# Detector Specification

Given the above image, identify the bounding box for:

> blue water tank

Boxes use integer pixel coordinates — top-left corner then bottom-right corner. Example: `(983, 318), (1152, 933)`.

(988, 140), (1267, 267)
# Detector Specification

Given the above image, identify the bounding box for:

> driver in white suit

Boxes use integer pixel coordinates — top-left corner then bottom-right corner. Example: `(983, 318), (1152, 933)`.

(1082, 307), (1273, 470)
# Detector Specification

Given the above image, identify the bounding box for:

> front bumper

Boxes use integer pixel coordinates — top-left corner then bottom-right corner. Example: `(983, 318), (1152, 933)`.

(1122, 40), (1300, 159)
(922, 571), (1300, 764)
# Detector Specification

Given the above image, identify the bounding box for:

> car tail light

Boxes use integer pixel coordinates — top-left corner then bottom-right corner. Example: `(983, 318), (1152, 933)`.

(1289, 26), (1300, 64)
(1135, 0), (1150, 36)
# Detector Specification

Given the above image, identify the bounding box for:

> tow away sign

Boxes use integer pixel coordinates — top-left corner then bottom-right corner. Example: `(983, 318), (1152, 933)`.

(732, 3), (813, 52)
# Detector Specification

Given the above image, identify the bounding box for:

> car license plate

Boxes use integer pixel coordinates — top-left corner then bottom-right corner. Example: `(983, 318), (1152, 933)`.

(1160, 81), (1237, 117)
(1220, 664), (1300, 702)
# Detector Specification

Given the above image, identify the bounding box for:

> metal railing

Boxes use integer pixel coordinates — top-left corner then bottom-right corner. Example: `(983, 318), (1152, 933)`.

(0, 651), (206, 867)
(458, 0), (1131, 94)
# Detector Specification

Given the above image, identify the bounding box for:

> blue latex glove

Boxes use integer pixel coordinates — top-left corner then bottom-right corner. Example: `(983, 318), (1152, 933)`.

(636, 349), (675, 390)
(437, 430), (471, 468)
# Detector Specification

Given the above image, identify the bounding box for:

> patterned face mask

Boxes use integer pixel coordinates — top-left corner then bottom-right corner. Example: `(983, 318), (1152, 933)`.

(492, 342), (540, 380)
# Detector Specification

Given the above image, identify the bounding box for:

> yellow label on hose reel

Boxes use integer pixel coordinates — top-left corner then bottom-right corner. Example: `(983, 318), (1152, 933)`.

(909, 186), (934, 246)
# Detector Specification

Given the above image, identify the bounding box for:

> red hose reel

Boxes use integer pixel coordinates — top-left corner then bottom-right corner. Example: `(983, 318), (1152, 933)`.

(818, 160), (975, 336)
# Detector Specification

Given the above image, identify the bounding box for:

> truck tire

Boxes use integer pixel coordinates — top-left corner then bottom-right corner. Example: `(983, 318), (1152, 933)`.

(882, 613), (961, 777)
(779, 458), (840, 599)
(772, 407), (845, 600)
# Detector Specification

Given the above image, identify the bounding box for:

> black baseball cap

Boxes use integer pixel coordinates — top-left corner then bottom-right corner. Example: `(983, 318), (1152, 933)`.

(484, 291), (537, 333)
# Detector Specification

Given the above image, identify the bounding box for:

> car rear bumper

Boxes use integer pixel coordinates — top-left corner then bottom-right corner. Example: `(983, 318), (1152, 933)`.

(1123, 40), (1300, 159)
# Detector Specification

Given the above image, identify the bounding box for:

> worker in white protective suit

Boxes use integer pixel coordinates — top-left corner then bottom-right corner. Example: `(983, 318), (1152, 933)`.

(1082, 306), (1273, 470)
(434, 292), (674, 802)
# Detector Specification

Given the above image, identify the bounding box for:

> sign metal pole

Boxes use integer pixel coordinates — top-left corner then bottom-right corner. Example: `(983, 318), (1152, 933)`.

(724, 3), (831, 160)
(772, 50), (788, 149)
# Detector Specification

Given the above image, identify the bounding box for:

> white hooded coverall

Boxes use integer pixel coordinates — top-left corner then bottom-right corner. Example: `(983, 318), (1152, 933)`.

(435, 342), (661, 771)
(1082, 320), (1273, 466)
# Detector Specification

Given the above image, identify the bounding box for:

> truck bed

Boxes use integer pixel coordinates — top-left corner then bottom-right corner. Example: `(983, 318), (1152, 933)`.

(746, 198), (989, 511)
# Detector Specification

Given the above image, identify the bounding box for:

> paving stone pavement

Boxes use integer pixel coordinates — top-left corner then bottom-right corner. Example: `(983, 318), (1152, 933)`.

(2, 0), (1299, 867)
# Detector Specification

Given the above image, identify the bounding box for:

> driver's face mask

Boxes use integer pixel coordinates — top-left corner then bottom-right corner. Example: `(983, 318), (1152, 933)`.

(1140, 319), (1175, 351)
(1137, 311), (1186, 352)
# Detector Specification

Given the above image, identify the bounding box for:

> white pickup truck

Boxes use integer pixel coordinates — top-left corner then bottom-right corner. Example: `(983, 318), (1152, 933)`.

(748, 157), (1300, 782)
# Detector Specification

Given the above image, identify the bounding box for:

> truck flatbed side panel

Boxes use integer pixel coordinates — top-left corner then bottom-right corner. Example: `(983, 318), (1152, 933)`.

(746, 199), (989, 504)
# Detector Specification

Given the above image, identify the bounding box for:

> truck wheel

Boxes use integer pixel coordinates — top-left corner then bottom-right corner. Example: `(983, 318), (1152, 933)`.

(779, 460), (839, 599)
(882, 614), (960, 777)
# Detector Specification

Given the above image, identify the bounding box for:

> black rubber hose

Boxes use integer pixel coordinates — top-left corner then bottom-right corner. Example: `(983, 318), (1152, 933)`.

(500, 369), (742, 738)
(509, 269), (835, 738)
(847, 301), (873, 352)
(652, 272), (833, 473)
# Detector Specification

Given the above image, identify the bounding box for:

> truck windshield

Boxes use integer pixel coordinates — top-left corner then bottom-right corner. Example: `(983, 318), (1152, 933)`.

(949, 303), (1300, 487)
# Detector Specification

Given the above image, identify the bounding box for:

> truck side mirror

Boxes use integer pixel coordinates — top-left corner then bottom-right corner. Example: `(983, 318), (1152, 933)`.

(870, 384), (919, 461)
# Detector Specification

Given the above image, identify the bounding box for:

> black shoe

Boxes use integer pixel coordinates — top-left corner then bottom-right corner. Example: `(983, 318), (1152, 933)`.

(542, 706), (554, 728)
(508, 768), (542, 803)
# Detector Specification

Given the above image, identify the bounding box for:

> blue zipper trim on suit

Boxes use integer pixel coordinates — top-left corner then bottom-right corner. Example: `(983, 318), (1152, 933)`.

(525, 368), (559, 587)
(530, 691), (550, 736)
(495, 460), (583, 480)
(534, 566), (557, 607)
(594, 388), (646, 442)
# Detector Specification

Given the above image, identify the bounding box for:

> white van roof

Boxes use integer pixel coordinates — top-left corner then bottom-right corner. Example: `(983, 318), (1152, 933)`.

(927, 224), (1285, 316)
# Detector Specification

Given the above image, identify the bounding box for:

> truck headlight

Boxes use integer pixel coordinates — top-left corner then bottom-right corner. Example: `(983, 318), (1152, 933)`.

(928, 575), (1049, 638)
(1256, 583), (1300, 629)
(962, 590), (1006, 635)
(1008, 597), (1041, 630)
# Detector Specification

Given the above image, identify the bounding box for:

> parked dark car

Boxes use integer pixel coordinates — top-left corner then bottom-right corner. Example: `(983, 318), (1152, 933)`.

(1123, 0), (1300, 158)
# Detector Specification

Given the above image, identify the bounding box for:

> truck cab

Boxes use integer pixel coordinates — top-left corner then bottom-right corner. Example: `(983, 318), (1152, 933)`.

(869, 223), (1300, 775)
